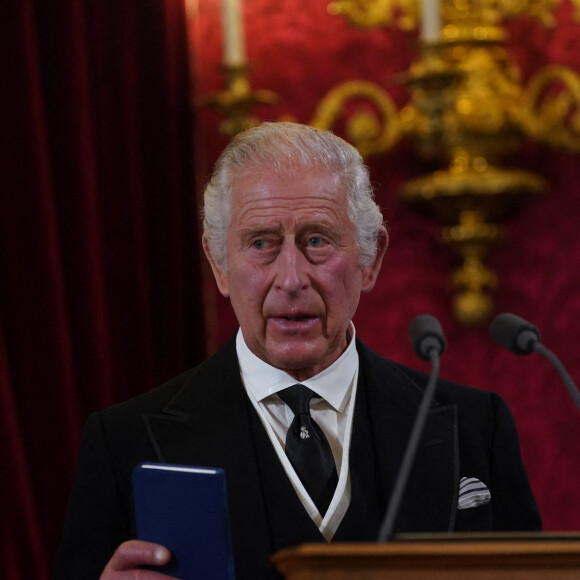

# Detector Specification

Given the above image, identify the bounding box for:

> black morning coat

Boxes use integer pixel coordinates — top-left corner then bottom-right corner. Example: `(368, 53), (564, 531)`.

(52, 336), (541, 579)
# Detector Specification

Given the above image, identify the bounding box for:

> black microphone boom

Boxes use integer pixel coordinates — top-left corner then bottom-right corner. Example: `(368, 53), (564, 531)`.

(377, 314), (446, 542)
(490, 313), (580, 413)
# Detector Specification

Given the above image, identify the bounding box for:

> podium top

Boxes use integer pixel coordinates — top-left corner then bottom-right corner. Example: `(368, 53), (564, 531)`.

(272, 533), (580, 580)
(395, 530), (580, 543)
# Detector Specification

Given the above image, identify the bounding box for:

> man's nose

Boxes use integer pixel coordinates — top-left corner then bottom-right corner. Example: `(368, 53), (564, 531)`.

(274, 240), (309, 294)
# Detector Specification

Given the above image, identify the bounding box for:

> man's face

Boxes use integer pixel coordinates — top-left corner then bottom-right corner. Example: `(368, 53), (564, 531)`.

(204, 167), (386, 380)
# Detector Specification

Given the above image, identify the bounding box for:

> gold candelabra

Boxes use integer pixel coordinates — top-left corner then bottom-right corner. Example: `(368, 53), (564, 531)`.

(205, 0), (580, 325)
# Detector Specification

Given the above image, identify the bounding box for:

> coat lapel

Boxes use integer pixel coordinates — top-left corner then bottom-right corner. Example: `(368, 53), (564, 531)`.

(357, 341), (460, 534)
(140, 337), (276, 579)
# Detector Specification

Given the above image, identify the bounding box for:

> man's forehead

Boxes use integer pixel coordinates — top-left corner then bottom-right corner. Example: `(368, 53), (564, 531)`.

(231, 168), (344, 202)
(231, 187), (347, 223)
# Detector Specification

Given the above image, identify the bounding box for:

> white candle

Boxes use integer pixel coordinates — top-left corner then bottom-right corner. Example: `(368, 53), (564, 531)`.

(420, 0), (441, 43)
(222, 0), (246, 66)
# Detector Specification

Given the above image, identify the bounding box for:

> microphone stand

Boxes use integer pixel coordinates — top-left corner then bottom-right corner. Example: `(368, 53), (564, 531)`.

(533, 342), (580, 413)
(377, 347), (441, 542)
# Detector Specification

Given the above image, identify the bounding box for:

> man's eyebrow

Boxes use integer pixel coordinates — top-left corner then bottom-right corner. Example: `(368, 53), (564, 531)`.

(238, 222), (342, 241)
(296, 222), (342, 238)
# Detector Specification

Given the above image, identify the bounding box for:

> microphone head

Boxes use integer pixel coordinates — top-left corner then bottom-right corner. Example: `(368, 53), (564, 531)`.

(409, 314), (447, 361)
(490, 313), (541, 356)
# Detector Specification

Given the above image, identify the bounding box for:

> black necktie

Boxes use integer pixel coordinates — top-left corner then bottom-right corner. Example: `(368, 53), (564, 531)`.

(278, 384), (338, 516)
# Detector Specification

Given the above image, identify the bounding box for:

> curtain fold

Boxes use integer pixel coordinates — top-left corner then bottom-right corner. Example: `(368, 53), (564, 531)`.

(0, 329), (49, 580)
(0, 1), (204, 577)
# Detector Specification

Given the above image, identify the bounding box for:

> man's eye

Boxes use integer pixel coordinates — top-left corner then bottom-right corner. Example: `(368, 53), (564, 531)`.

(252, 239), (271, 250)
(307, 236), (325, 248)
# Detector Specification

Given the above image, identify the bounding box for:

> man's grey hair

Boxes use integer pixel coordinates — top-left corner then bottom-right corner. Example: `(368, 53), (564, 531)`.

(203, 122), (384, 268)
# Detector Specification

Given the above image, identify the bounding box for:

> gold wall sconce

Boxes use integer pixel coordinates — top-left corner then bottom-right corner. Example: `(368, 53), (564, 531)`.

(205, 0), (580, 325)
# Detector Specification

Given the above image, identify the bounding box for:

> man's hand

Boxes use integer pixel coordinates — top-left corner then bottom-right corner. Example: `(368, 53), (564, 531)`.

(100, 540), (177, 579)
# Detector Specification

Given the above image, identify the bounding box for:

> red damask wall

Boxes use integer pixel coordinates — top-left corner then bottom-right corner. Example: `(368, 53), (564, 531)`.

(189, 1), (580, 531)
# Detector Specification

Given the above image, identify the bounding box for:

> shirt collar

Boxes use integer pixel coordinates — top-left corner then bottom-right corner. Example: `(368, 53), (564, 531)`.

(236, 324), (358, 413)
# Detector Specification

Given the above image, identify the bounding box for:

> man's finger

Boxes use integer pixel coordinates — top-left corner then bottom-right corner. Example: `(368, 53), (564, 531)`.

(104, 539), (171, 572)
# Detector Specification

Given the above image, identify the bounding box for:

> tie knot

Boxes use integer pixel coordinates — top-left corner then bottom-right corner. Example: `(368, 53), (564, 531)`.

(278, 384), (317, 416)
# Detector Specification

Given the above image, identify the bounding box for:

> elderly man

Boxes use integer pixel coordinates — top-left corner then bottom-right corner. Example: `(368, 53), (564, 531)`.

(53, 122), (541, 580)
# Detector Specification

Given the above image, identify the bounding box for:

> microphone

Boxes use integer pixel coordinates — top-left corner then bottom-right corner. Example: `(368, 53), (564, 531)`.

(377, 315), (446, 542)
(489, 312), (540, 355)
(490, 313), (580, 413)
(409, 314), (447, 360)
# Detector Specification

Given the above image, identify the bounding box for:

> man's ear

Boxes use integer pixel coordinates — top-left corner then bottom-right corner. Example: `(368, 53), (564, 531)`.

(202, 233), (230, 297)
(361, 226), (389, 293)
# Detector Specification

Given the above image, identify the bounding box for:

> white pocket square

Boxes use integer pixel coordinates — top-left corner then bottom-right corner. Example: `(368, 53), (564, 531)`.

(458, 477), (491, 510)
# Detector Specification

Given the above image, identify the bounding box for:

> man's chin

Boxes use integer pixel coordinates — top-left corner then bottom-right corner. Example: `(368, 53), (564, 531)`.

(263, 342), (336, 379)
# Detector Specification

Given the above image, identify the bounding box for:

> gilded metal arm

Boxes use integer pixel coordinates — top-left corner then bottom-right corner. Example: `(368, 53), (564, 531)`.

(310, 80), (402, 157)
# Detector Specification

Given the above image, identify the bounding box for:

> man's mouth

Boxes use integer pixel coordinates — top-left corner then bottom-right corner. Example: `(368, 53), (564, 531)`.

(269, 315), (319, 329)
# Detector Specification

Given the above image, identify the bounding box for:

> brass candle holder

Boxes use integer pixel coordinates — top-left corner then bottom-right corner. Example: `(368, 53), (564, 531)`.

(204, 65), (278, 137)
(397, 38), (547, 325)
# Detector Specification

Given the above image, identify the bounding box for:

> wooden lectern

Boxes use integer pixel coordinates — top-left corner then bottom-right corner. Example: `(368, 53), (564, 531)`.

(272, 533), (580, 580)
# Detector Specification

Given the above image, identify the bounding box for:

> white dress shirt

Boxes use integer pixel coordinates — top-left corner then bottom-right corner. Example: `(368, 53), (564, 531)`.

(236, 324), (359, 540)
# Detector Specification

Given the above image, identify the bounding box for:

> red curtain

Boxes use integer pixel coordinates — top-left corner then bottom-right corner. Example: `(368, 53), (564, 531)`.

(0, 1), (204, 578)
